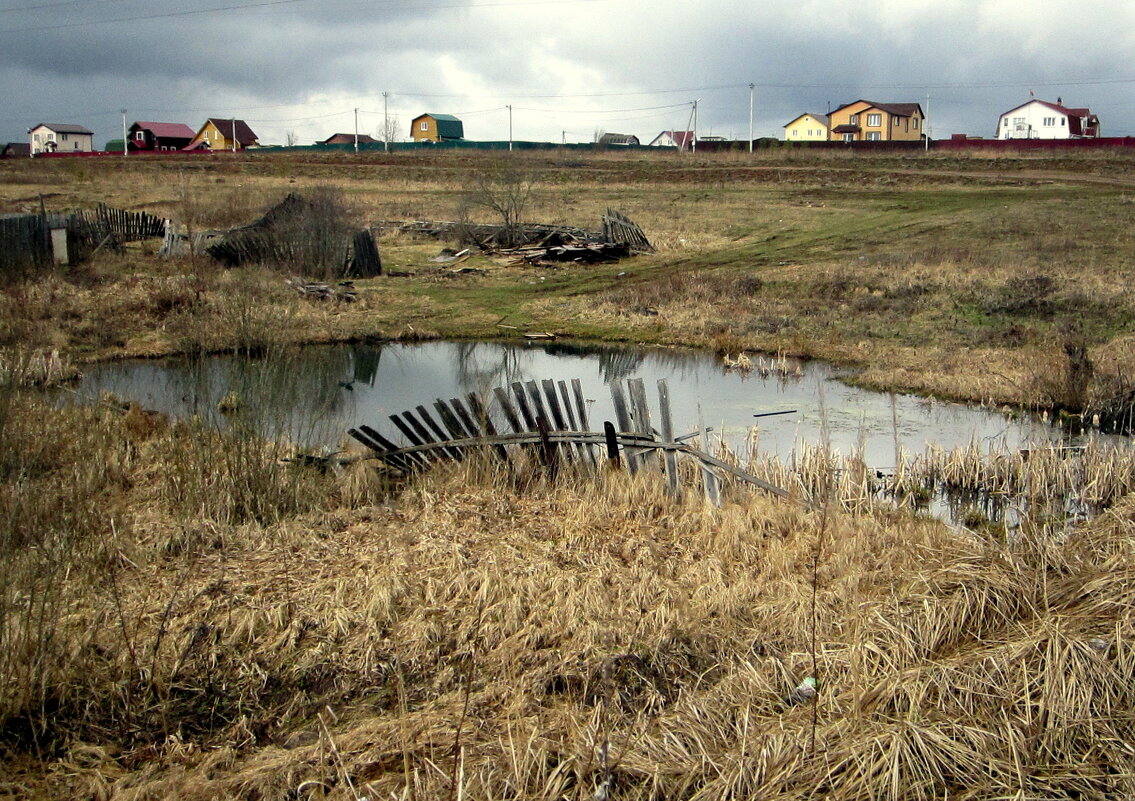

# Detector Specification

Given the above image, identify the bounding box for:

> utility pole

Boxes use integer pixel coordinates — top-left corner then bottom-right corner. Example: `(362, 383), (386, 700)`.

(562, 130), (565, 146)
(749, 84), (755, 154)
(507, 104), (513, 151)
(692, 99), (699, 153)
(121, 109), (127, 158)
(925, 94), (930, 152)
(231, 118), (237, 153)
(354, 107), (359, 154)
(383, 92), (389, 152)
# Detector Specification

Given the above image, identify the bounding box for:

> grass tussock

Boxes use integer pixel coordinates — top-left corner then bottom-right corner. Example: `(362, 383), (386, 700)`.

(3, 387), (1135, 800)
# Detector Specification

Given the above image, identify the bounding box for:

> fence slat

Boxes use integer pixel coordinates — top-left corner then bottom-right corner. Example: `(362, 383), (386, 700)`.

(657, 379), (680, 497)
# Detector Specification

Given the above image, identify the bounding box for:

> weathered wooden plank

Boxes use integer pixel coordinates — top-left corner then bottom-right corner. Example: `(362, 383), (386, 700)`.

(540, 379), (573, 464)
(657, 379), (680, 497)
(434, 399), (472, 442)
(389, 413), (436, 463)
(627, 378), (655, 473)
(415, 404), (464, 461)
(493, 387), (524, 433)
(697, 403), (721, 507)
(457, 395), (507, 462)
(568, 378), (598, 468)
(510, 382), (538, 430)
(349, 425), (416, 471)
(609, 380), (638, 475)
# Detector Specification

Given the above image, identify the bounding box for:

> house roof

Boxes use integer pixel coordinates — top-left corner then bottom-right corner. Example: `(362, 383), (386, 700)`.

(132, 121), (195, 139)
(830, 100), (923, 119)
(30, 123), (93, 135)
(831, 124), (860, 134)
(649, 130), (694, 149)
(412, 113), (464, 140)
(202, 118), (259, 145)
(320, 133), (379, 144)
(783, 113), (829, 128)
(599, 132), (639, 145)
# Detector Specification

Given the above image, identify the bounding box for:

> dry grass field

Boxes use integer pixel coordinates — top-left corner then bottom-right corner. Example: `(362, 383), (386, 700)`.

(3, 148), (1135, 799)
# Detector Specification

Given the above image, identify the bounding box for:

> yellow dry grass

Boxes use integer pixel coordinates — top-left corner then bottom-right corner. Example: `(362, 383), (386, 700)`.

(4, 387), (1135, 800)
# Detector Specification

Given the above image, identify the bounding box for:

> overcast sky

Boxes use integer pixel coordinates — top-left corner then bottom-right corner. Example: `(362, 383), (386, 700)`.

(2, 0), (1134, 147)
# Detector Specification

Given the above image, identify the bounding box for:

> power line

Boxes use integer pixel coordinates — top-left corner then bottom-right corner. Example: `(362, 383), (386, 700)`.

(0, 0), (606, 33)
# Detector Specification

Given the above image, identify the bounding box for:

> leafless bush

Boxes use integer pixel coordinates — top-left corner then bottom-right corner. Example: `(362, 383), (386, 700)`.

(460, 166), (534, 247)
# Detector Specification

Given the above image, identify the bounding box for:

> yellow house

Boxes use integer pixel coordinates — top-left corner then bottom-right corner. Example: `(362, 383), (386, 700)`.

(828, 101), (924, 142)
(783, 113), (829, 141)
(410, 113), (464, 143)
(186, 118), (260, 151)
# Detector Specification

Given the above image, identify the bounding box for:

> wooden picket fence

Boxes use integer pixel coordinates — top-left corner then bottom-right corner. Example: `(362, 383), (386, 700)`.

(348, 377), (794, 505)
(73, 203), (167, 243)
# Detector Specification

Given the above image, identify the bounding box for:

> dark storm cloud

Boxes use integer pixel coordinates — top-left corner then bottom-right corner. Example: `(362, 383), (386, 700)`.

(2, 0), (1134, 145)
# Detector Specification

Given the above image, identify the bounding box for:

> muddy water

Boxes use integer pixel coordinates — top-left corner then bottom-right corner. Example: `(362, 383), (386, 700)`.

(74, 340), (1082, 470)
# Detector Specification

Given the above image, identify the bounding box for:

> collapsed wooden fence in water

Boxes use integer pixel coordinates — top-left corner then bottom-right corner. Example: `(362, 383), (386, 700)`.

(348, 377), (797, 505)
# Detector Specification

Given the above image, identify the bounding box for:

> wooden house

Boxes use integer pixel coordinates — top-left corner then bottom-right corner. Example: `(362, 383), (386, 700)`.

(186, 119), (260, 151)
(128, 121), (196, 152)
(1, 142), (31, 158)
(410, 114), (464, 142)
(27, 123), (94, 154)
(783, 113), (829, 141)
(828, 101), (924, 142)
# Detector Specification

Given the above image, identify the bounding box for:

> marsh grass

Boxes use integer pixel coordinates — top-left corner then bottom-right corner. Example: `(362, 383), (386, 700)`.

(3, 379), (1135, 799)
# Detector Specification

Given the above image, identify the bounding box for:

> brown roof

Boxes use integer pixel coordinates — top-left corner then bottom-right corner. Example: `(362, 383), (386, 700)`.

(132, 121), (195, 139)
(204, 118), (259, 145)
(30, 123), (93, 135)
(320, 133), (379, 145)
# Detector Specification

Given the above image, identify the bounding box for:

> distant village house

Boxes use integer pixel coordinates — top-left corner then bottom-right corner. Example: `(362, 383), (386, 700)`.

(319, 133), (379, 145)
(1, 142), (31, 158)
(783, 113), (829, 141)
(648, 130), (694, 150)
(828, 101), (924, 142)
(186, 119), (260, 151)
(410, 114), (464, 143)
(996, 98), (1099, 139)
(27, 123), (94, 154)
(129, 121), (196, 152)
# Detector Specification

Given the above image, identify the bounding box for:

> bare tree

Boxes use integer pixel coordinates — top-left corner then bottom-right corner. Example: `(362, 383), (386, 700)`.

(378, 115), (402, 146)
(285, 130), (299, 148)
(461, 166), (535, 248)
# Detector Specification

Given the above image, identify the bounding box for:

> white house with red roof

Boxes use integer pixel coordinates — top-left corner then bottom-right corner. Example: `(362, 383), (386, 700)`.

(648, 130), (695, 151)
(128, 121), (196, 152)
(996, 98), (1100, 140)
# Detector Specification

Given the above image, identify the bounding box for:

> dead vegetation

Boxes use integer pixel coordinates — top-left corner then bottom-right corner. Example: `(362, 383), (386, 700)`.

(2, 377), (1135, 799)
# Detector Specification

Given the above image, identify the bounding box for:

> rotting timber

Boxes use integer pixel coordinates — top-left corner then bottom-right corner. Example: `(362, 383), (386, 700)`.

(349, 377), (799, 507)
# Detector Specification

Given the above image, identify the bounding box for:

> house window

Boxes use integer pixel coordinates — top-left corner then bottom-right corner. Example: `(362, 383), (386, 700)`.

(867, 131), (882, 141)
(913, 119), (919, 129)
(61, 133), (69, 141)
(33, 134), (40, 142)
(1043, 117), (1056, 126)
(1013, 117), (1025, 126)
(867, 113), (881, 126)
(47, 132), (54, 140)
(1003, 118), (1008, 127)
(136, 131), (145, 140)
(420, 121), (429, 131)
(1061, 117), (1066, 125)
(843, 133), (854, 142)
(791, 130), (798, 137)
(849, 114), (859, 125)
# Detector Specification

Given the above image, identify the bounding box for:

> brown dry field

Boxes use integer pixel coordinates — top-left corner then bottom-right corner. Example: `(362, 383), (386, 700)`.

(4, 148), (1135, 801)
(3, 146), (1135, 409)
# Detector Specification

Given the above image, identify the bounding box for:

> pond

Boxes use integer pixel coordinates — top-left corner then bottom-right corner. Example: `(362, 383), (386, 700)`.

(74, 340), (1089, 473)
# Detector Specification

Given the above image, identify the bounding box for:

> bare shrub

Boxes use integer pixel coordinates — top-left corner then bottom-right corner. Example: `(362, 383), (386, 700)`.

(460, 165), (535, 247)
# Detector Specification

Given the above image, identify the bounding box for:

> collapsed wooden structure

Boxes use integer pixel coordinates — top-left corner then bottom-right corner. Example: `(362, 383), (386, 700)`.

(348, 377), (795, 505)
(379, 208), (652, 265)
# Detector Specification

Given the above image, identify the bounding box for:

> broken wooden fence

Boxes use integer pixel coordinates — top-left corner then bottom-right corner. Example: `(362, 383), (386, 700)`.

(348, 377), (794, 505)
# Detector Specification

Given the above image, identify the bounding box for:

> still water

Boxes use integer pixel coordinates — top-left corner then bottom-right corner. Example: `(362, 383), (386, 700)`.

(74, 340), (1079, 470)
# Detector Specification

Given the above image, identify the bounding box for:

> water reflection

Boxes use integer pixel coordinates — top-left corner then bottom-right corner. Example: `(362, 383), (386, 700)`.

(76, 340), (1090, 468)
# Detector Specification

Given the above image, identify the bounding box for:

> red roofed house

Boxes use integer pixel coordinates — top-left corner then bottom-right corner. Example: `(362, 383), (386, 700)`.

(648, 130), (695, 151)
(995, 98), (1100, 139)
(186, 118), (260, 151)
(128, 121), (196, 152)
(828, 100), (925, 142)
